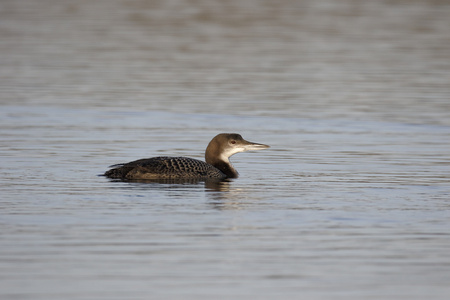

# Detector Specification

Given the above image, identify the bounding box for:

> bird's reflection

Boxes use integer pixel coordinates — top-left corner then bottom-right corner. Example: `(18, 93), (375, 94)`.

(104, 177), (252, 210)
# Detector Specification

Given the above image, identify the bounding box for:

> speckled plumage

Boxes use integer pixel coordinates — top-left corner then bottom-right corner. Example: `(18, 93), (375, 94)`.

(104, 156), (226, 180)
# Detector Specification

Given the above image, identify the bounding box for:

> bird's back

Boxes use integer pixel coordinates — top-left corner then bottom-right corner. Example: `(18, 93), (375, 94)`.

(104, 156), (226, 180)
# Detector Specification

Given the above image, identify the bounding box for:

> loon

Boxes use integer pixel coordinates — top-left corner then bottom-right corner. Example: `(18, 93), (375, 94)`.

(104, 133), (269, 180)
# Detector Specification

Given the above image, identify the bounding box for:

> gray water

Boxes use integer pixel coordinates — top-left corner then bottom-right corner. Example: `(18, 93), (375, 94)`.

(1, 0), (450, 299)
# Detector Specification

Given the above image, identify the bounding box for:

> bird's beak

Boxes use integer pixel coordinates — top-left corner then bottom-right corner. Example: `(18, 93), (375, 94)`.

(241, 140), (270, 151)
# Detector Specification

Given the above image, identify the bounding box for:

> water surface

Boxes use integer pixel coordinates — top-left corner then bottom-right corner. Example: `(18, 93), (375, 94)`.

(1, 0), (450, 299)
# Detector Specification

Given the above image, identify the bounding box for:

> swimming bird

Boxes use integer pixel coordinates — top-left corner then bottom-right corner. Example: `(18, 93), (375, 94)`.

(104, 133), (269, 180)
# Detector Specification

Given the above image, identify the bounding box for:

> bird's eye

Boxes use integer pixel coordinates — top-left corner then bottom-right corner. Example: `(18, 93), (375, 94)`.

(230, 140), (236, 144)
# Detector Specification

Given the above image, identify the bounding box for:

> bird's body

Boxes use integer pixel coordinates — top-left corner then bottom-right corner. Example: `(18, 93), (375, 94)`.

(104, 133), (269, 181)
(104, 156), (226, 180)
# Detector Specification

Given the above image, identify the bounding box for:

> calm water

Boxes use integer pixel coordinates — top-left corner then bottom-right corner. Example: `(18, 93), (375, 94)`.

(1, 0), (450, 299)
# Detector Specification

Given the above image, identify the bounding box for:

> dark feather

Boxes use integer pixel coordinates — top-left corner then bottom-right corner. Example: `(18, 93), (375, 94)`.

(104, 156), (226, 180)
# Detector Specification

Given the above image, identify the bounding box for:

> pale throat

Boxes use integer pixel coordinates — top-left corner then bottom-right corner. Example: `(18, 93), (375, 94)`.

(219, 147), (245, 163)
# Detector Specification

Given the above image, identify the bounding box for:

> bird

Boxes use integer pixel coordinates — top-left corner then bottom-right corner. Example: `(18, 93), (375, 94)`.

(104, 133), (269, 180)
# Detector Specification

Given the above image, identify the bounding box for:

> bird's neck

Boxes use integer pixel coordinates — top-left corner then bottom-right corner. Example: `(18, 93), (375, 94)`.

(212, 159), (239, 178)
(205, 142), (239, 178)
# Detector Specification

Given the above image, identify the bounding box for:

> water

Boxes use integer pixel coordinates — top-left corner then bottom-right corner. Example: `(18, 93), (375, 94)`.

(1, 0), (450, 299)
